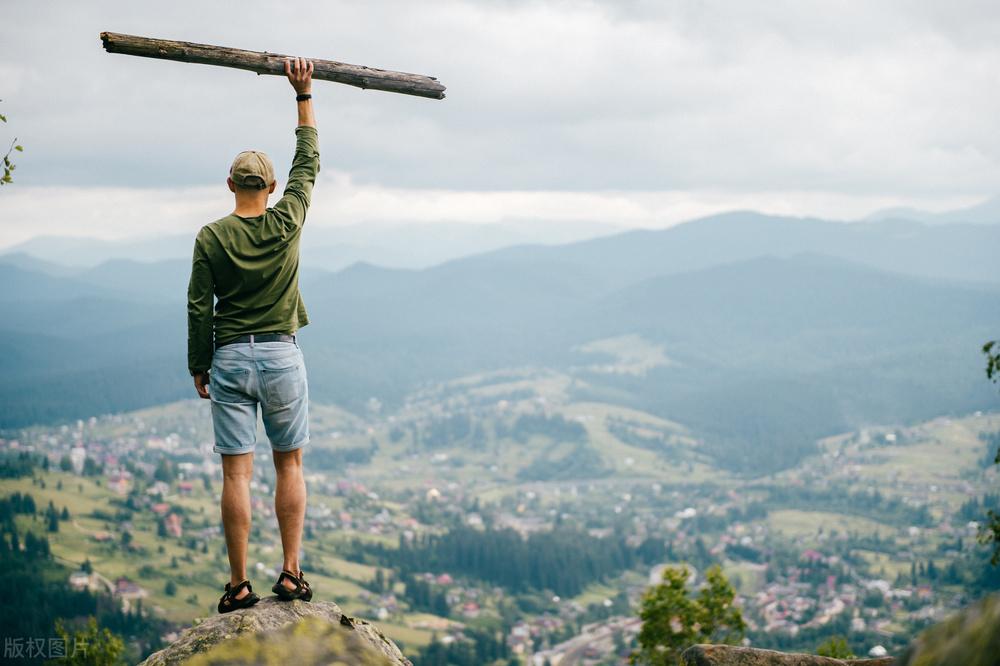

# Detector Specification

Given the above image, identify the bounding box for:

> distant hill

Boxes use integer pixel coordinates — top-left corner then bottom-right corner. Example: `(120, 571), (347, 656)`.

(1, 211), (997, 474)
(456, 211), (1000, 286)
(865, 195), (1000, 226)
(0, 219), (619, 271)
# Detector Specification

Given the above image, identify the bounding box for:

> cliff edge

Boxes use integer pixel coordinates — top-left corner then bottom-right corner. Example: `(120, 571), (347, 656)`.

(681, 645), (894, 666)
(138, 597), (411, 666)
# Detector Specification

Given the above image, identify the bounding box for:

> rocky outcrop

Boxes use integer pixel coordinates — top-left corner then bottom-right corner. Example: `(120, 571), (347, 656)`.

(896, 592), (1000, 666)
(681, 645), (894, 666)
(138, 598), (411, 666)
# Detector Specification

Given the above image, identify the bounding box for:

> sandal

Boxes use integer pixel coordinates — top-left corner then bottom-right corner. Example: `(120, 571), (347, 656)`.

(218, 579), (261, 614)
(272, 569), (313, 602)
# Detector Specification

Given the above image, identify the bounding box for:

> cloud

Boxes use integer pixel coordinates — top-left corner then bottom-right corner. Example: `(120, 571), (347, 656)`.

(0, 1), (998, 209)
(0, 170), (979, 250)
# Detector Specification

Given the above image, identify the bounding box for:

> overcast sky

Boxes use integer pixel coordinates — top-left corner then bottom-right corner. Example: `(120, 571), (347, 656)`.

(2, 0), (999, 248)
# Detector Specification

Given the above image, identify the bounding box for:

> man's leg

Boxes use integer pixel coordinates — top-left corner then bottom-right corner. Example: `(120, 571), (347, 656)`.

(221, 452), (254, 597)
(273, 448), (306, 587)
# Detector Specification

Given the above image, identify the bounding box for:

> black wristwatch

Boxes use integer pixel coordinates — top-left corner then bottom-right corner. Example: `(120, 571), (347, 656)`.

(296, 93), (312, 102)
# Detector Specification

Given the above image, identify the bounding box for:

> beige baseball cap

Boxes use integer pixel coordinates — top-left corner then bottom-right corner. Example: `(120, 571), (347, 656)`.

(229, 150), (275, 190)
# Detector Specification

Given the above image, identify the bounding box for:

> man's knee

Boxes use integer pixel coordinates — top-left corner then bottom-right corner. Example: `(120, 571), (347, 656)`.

(273, 448), (303, 472)
(221, 452), (254, 482)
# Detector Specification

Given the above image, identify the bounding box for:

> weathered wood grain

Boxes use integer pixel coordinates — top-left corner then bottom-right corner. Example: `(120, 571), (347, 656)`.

(100, 32), (446, 100)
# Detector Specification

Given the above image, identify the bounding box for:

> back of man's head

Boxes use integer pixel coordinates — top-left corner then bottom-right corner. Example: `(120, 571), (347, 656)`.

(229, 150), (275, 191)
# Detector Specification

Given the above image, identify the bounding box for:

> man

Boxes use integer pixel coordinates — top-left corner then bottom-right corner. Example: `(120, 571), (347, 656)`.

(187, 57), (319, 613)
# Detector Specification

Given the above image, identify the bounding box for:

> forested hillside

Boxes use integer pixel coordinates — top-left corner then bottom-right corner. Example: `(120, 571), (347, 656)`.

(2, 212), (998, 474)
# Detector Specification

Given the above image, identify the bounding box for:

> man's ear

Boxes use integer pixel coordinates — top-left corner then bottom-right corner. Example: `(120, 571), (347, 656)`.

(227, 178), (237, 193)
(268, 181), (277, 194)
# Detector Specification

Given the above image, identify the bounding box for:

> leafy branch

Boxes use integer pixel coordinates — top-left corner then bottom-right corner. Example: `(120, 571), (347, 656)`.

(982, 339), (1000, 566)
(1, 99), (24, 186)
(985, 340), (1000, 387)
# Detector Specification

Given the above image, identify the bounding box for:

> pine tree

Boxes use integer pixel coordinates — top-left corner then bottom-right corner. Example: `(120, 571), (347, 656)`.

(631, 565), (745, 665)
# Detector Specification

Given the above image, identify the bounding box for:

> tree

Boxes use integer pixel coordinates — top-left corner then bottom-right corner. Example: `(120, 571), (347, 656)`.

(981, 341), (1000, 565)
(46, 501), (60, 532)
(0, 99), (24, 186)
(164, 580), (177, 596)
(817, 636), (854, 659)
(153, 458), (175, 483)
(631, 565), (745, 665)
(52, 617), (124, 666)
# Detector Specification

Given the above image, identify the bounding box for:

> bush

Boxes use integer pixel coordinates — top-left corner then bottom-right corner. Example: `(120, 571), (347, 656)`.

(631, 565), (745, 665)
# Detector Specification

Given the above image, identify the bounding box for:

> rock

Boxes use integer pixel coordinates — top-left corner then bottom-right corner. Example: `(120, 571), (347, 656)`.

(681, 645), (895, 666)
(138, 598), (411, 666)
(896, 591), (1000, 666)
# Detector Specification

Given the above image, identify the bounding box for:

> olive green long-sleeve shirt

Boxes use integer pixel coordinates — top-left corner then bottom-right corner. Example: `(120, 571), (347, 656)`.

(187, 126), (320, 374)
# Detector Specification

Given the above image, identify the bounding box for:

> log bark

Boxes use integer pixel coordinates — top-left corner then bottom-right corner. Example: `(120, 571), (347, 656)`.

(100, 32), (446, 100)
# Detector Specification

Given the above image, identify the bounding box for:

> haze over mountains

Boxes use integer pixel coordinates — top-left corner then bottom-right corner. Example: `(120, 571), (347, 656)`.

(1, 219), (620, 272)
(2, 208), (998, 474)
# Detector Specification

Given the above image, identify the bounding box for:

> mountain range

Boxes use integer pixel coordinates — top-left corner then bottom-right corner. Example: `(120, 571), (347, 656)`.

(1, 210), (998, 474)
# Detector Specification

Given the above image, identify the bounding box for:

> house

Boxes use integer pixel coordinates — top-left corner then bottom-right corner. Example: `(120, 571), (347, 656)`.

(151, 503), (171, 516)
(69, 571), (93, 590)
(114, 577), (147, 599)
(165, 513), (183, 538)
(106, 472), (131, 495)
(801, 549), (824, 563)
(146, 481), (170, 497)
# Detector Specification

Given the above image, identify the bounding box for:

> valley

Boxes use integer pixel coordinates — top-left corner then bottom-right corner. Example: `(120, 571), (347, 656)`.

(2, 361), (997, 662)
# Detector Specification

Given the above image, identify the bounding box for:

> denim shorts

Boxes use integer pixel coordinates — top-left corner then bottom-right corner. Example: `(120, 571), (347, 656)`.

(209, 340), (309, 455)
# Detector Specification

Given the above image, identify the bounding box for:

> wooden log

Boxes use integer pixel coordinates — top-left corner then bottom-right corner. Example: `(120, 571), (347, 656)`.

(100, 31), (446, 100)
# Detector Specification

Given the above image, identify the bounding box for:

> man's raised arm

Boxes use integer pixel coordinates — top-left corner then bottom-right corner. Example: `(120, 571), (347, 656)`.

(287, 57), (316, 129)
(273, 57), (319, 228)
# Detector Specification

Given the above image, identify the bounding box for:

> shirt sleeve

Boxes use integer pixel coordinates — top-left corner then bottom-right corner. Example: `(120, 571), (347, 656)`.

(272, 126), (320, 229)
(187, 231), (215, 374)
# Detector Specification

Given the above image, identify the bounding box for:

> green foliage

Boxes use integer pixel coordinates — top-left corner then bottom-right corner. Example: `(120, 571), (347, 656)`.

(985, 341), (1000, 388)
(353, 526), (655, 597)
(517, 443), (610, 482)
(896, 592), (1000, 666)
(1, 99), (24, 186)
(416, 625), (510, 666)
(816, 635), (854, 658)
(631, 565), (745, 665)
(0, 451), (45, 478)
(52, 617), (125, 666)
(982, 341), (1000, 567)
(980, 510), (1000, 567)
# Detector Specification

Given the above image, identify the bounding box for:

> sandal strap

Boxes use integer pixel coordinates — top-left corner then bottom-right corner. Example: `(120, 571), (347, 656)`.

(222, 579), (252, 599)
(277, 570), (304, 592)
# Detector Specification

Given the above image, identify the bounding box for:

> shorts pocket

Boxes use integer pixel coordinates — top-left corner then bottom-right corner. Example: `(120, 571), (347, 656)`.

(260, 356), (306, 408)
(210, 364), (251, 404)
